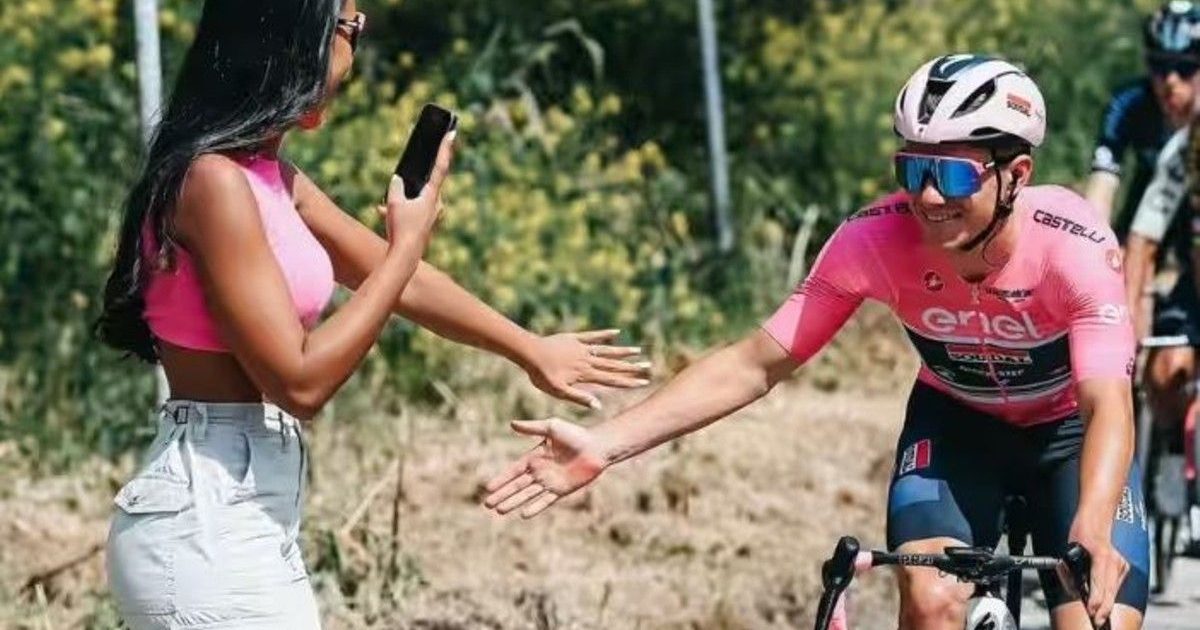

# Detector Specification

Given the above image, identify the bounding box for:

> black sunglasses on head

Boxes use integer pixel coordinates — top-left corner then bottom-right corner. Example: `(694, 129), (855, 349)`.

(337, 12), (366, 52)
(1147, 53), (1200, 79)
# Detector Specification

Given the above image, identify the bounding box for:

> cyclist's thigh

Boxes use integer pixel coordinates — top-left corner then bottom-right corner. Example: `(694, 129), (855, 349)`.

(1026, 423), (1150, 616)
(887, 383), (1008, 551)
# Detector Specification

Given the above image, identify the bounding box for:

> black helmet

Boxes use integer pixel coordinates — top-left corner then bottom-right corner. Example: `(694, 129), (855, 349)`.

(1146, 1), (1200, 58)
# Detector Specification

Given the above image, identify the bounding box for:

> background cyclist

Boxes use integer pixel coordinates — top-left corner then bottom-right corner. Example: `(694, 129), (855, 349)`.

(1120, 2), (1200, 546)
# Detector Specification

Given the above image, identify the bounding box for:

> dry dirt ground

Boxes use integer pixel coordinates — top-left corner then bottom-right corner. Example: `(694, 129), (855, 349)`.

(0, 306), (958, 629)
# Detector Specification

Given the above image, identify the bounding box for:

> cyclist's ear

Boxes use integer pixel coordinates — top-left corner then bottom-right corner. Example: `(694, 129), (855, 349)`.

(1007, 154), (1034, 190)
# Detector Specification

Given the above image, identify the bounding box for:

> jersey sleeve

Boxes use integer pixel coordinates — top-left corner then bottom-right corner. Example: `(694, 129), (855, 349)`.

(1055, 230), (1136, 382)
(761, 220), (871, 364)
(1129, 127), (1189, 242)
(1090, 86), (1139, 176)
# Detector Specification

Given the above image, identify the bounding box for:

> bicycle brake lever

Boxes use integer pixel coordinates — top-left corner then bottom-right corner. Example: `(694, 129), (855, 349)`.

(1062, 543), (1111, 630)
(814, 537), (860, 630)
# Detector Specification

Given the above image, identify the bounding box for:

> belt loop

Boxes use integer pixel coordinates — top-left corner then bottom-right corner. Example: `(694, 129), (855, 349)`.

(184, 403), (209, 442)
(278, 409), (290, 451)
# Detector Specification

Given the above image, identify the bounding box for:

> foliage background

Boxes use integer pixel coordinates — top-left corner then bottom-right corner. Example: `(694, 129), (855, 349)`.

(0, 0), (1161, 466)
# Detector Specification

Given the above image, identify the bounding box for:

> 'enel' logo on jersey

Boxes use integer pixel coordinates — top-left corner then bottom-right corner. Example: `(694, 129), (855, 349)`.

(1032, 210), (1106, 244)
(921, 307), (1043, 341)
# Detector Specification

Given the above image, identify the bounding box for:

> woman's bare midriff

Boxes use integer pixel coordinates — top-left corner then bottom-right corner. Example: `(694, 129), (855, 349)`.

(158, 342), (263, 402)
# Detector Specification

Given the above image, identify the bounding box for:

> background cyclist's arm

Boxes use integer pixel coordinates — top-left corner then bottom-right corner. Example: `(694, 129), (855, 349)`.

(290, 166), (646, 408)
(1084, 171), (1120, 222)
(1085, 86), (1132, 222)
(1123, 234), (1158, 337)
(175, 153), (445, 420)
(1123, 127), (1189, 334)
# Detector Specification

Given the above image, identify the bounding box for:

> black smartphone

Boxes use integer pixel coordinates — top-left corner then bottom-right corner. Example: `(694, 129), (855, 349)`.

(389, 103), (457, 201)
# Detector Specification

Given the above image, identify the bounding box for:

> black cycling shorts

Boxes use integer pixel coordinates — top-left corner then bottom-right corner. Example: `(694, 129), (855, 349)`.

(886, 382), (1150, 613)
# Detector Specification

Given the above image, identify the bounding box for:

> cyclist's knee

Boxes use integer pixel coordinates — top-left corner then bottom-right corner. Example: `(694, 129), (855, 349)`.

(1148, 347), (1194, 389)
(895, 539), (972, 629)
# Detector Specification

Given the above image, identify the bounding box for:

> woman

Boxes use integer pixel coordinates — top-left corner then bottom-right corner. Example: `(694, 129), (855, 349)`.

(96, 1), (647, 627)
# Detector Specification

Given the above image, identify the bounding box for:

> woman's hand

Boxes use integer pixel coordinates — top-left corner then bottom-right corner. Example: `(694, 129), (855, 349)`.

(483, 418), (609, 518)
(521, 329), (650, 409)
(380, 130), (455, 247)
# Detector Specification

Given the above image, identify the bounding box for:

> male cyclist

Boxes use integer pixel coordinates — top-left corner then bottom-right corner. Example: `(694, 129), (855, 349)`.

(1086, 1), (1200, 233)
(1096, 2), (1200, 459)
(484, 55), (1149, 629)
(1125, 95), (1200, 561)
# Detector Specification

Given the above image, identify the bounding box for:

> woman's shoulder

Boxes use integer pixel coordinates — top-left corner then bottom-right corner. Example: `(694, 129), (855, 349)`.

(175, 153), (263, 242)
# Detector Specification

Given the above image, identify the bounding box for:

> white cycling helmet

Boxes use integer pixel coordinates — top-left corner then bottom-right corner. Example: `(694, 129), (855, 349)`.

(894, 54), (1046, 148)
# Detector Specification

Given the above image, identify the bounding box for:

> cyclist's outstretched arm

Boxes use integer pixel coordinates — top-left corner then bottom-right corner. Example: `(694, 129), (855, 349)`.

(481, 329), (800, 517)
(591, 330), (797, 463)
(482, 212), (874, 518)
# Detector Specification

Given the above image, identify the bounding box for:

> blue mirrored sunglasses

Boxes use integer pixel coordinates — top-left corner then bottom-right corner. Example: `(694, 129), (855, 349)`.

(893, 152), (995, 199)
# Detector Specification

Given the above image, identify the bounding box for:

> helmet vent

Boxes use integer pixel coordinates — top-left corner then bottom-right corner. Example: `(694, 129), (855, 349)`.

(968, 126), (1006, 139)
(952, 80), (996, 118)
(918, 80), (952, 124)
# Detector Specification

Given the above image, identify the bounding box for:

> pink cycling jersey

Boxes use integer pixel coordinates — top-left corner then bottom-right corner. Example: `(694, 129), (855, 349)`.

(763, 185), (1134, 426)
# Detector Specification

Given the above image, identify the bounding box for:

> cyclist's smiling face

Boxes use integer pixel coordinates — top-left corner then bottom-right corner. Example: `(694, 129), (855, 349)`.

(901, 142), (1027, 251)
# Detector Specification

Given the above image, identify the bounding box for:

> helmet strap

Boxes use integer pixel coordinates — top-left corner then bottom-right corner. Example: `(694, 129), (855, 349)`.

(956, 151), (1017, 253)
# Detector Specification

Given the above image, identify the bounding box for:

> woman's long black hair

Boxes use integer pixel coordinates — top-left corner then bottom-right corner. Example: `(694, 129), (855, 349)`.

(95, 0), (341, 362)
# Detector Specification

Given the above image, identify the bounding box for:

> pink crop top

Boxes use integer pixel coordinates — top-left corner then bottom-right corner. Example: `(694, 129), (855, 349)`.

(141, 154), (335, 352)
(762, 186), (1135, 426)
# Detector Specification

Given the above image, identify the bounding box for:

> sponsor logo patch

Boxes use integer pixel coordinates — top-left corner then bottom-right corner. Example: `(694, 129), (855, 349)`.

(983, 286), (1033, 303)
(946, 344), (1033, 365)
(923, 271), (944, 292)
(848, 200), (912, 222)
(1106, 248), (1123, 273)
(921, 307), (1043, 340)
(899, 439), (933, 475)
(1116, 486), (1135, 524)
(1097, 303), (1127, 325)
(1006, 93), (1032, 117)
(1032, 210), (1106, 243)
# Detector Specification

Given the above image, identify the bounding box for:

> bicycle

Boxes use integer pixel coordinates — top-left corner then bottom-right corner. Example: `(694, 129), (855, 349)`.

(1136, 334), (1200, 594)
(813, 536), (1109, 630)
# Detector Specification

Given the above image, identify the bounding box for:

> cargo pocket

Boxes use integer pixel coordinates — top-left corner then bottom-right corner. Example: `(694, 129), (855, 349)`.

(108, 472), (192, 618)
(113, 473), (193, 515)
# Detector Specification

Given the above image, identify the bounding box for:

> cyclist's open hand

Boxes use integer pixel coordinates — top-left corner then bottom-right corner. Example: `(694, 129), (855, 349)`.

(482, 418), (608, 518)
